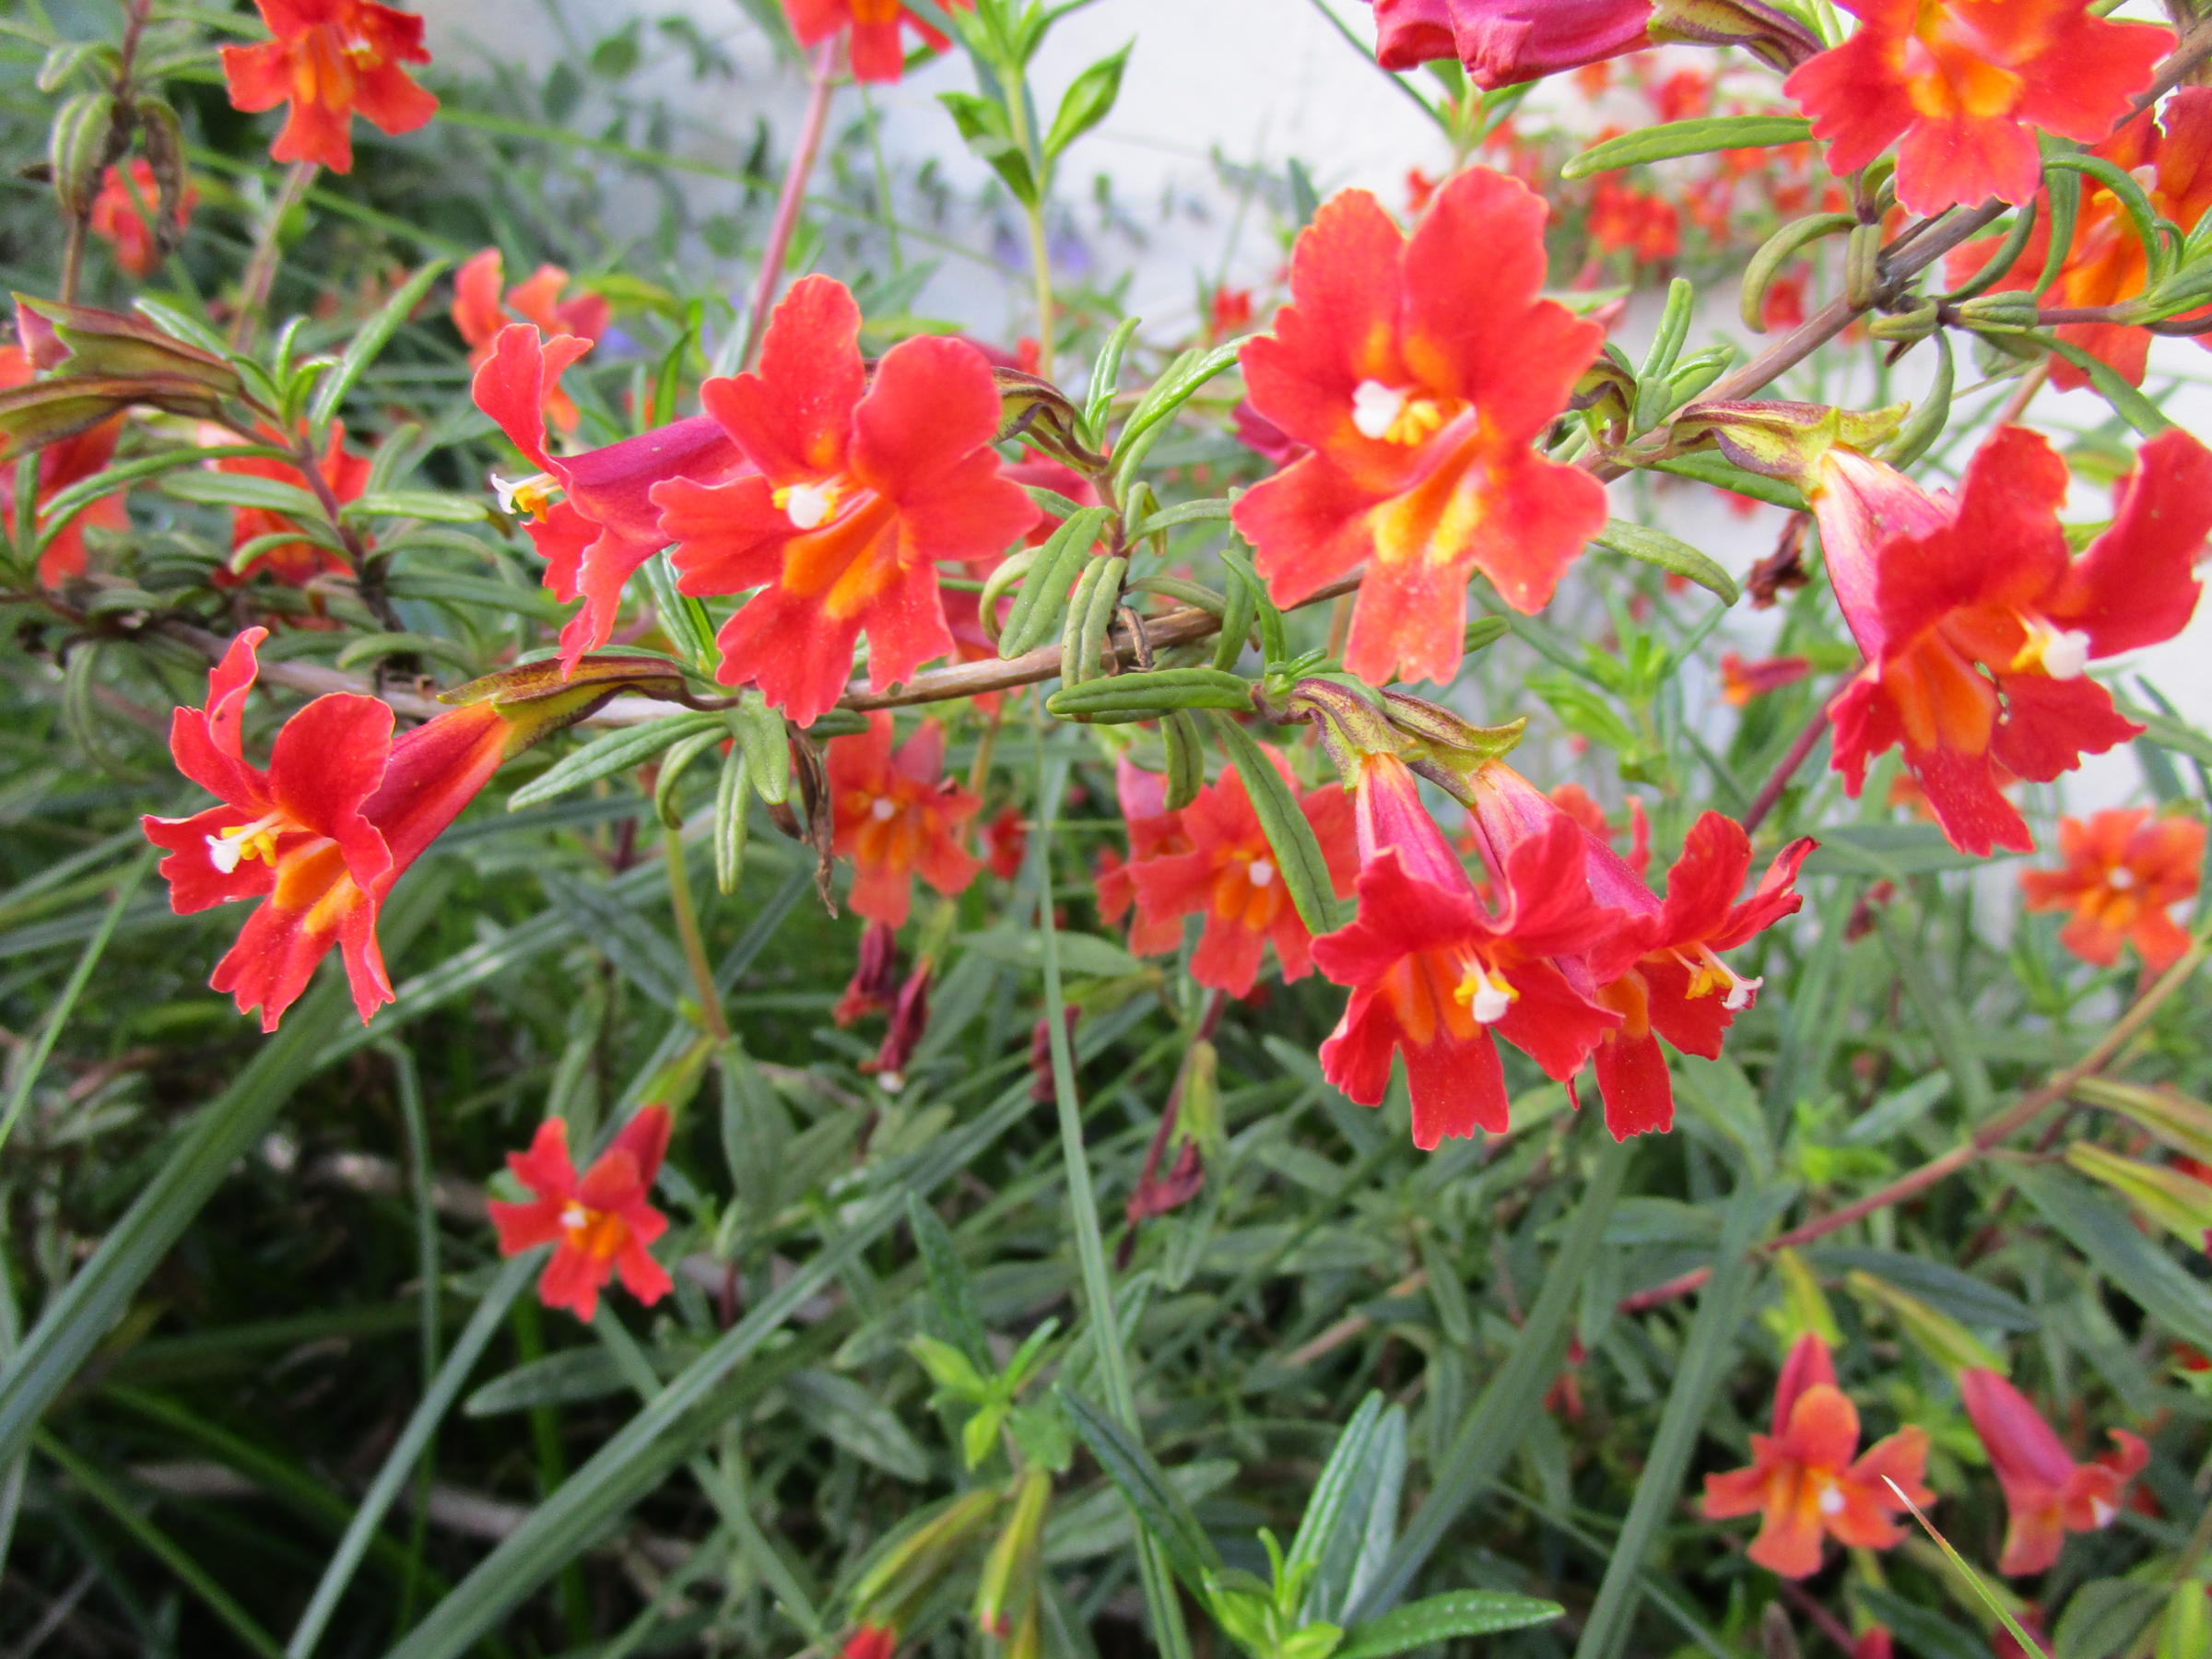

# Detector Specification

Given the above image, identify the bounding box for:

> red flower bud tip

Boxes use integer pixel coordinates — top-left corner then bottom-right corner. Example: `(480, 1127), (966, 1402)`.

(835, 919), (901, 1027)
(220, 0), (439, 174)
(1784, 0), (2171, 218)
(1702, 1332), (1934, 1578)
(840, 1625), (900, 1659)
(1126, 746), (1355, 997)
(0, 344), (125, 586)
(654, 276), (1034, 724)
(89, 159), (196, 279)
(453, 250), (608, 433)
(488, 1106), (675, 1323)
(1125, 1139), (1206, 1224)
(1029, 1006), (1078, 1102)
(473, 324), (750, 672)
(1817, 427), (2212, 856)
(781, 0), (971, 82)
(206, 420), (370, 589)
(1853, 1628), (1894, 1659)
(828, 714), (982, 928)
(2020, 808), (2205, 978)
(1098, 757), (1193, 948)
(1232, 170), (1608, 687)
(1959, 1369), (2148, 1575)
(864, 964), (933, 1088)
(1720, 653), (1812, 708)
(984, 805), (1029, 881)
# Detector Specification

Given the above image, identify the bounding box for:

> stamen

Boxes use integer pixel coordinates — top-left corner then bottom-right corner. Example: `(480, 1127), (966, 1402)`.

(1680, 947), (1762, 1012)
(493, 470), (559, 521)
(777, 480), (838, 530)
(1453, 959), (1519, 1025)
(205, 814), (285, 875)
(1351, 380), (1407, 441)
(2089, 1498), (2116, 1527)
(2010, 615), (2093, 681)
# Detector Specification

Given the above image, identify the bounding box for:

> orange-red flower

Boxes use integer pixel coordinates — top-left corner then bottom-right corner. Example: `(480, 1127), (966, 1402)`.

(1312, 754), (1621, 1148)
(1098, 758), (1193, 952)
(88, 159), (195, 279)
(0, 344), (125, 585)
(1784, 0), (2171, 217)
(1701, 1333), (1934, 1578)
(654, 276), (1034, 724)
(452, 249), (608, 432)
(1721, 652), (1812, 707)
(2020, 808), (2204, 976)
(983, 805), (1028, 881)
(220, 0), (439, 174)
(207, 422), (370, 588)
(828, 714), (983, 927)
(488, 1107), (674, 1322)
(1959, 1369), (2147, 1575)
(1232, 170), (1608, 687)
(1126, 749), (1356, 997)
(473, 324), (749, 670)
(1366, 0), (1652, 86)
(781, 0), (971, 82)
(1816, 428), (2212, 855)
(1949, 88), (2212, 392)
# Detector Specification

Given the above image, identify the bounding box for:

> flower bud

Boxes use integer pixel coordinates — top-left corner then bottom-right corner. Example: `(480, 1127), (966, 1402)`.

(1650, 0), (1821, 71)
(1955, 291), (2043, 335)
(972, 1467), (1053, 1641)
(1278, 677), (1406, 787)
(1669, 399), (1910, 488)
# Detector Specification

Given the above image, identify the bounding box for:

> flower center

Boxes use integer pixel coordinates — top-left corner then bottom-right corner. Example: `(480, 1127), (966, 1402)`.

(2107, 865), (2136, 891)
(1816, 1477), (1846, 1517)
(1247, 858), (1275, 888)
(870, 796), (899, 821)
(559, 1203), (590, 1231)
(1350, 379), (1454, 445)
(493, 470), (561, 522)
(2008, 614), (2093, 681)
(206, 811), (288, 875)
(1452, 955), (1518, 1025)
(2089, 1497), (2117, 1527)
(775, 479), (842, 530)
(1677, 946), (1761, 1011)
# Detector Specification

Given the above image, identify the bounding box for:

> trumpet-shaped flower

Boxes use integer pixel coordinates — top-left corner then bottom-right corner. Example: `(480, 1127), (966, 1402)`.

(473, 324), (749, 670)
(1232, 170), (1608, 687)
(1816, 427), (2212, 855)
(1127, 749), (1356, 997)
(220, 0), (439, 173)
(2020, 808), (2205, 976)
(488, 1107), (674, 1322)
(781, 0), (971, 82)
(1367, 0), (1649, 85)
(1312, 754), (1622, 1148)
(1783, 0), (2171, 217)
(1702, 1333), (1935, 1578)
(828, 714), (983, 927)
(453, 249), (608, 431)
(0, 344), (125, 585)
(1959, 1369), (2148, 1575)
(654, 276), (1035, 724)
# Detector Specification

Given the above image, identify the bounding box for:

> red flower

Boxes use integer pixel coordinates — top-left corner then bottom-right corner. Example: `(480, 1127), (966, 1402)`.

(984, 805), (1029, 881)
(828, 714), (982, 927)
(1207, 287), (1254, 341)
(1548, 782), (1651, 879)
(654, 276), (1034, 724)
(1098, 758), (1193, 951)
(781, 0), (971, 81)
(1701, 1333), (1934, 1578)
(0, 345), (125, 585)
(1313, 755), (1621, 1148)
(1816, 428), (2212, 856)
(841, 1624), (900, 1659)
(88, 159), (195, 278)
(835, 920), (901, 1026)
(1948, 88), (2212, 392)
(488, 1107), (674, 1322)
(1126, 748), (1356, 997)
(1234, 171), (1606, 687)
(219, 0), (439, 173)
(1959, 1369), (2148, 1575)
(1721, 652), (1813, 707)
(473, 324), (748, 671)
(1783, 0), (2171, 217)
(1588, 176), (1682, 263)
(453, 249), (608, 432)
(1853, 1630), (1893, 1659)
(1366, 0), (1652, 88)
(2020, 808), (2205, 976)
(207, 422), (371, 588)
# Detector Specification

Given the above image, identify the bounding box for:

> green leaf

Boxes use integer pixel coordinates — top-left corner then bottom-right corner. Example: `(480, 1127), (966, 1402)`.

(309, 258), (450, 432)
(1647, 451), (1807, 510)
(506, 712), (725, 810)
(1061, 1389), (1222, 1597)
(1335, 1592), (1564, 1659)
(908, 1193), (991, 1370)
(465, 1347), (630, 1417)
(960, 924), (1146, 980)
(1209, 713), (1341, 935)
(784, 1369), (932, 1481)
(937, 90), (1040, 206)
(1590, 519), (1738, 605)
(1285, 1392), (1384, 1586)
(2011, 1164), (2212, 1352)
(1563, 115), (1812, 179)
(2047, 339), (2171, 437)
(342, 488), (489, 524)
(1116, 343), (1241, 462)
(1855, 1590), (1988, 1659)
(1042, 42), (1130, 160)
(1802, 823), (2012, 877)
(1129, 496), (1235, 538)
(162, 469), (326, 516)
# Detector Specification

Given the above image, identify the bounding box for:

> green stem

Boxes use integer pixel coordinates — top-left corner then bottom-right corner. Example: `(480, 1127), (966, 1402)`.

(229, 160), (316, 351)
(665, 824), (731, 1042)
(1031, 737), (1192, 1659)
(999, 71), (1056, 375)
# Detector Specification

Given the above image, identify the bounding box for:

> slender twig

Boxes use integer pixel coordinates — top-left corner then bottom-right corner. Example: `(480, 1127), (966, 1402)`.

(740, 42), (839, 369)
(1741, 699), (1833, 835)
(664, 822), (732, 1042)
(229, 162), (317, 351)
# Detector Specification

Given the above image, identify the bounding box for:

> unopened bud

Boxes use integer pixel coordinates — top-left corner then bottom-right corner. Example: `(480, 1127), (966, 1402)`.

(1955, 291), (2042, 335)
(1867, 300), (1940, 344)
(1650, 0), (1821, 71)
(1280, 677), (1404, 787)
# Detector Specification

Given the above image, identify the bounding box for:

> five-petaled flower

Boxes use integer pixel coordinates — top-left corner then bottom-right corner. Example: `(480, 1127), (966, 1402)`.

(453, 249), (609, 432)
(0, 344), (126, 585)
(828, 714), (983, 927)
(1232, 169), (1608, 687)
(781, 0), (971, 82)
(206, 422), (370, 589)
(2020, 808), (2205, 978)
(654, 276), (1035, 724)
(473, 324), (748, 670)
(1959, 1369), (2147, 1575)
(88, 159), (195, 279)
(1312, 753), (1621, 1148)
(220, 0), (440, 174)
(488, 1106), (675, 1322)
(1701, 1332), (1935, 1578)
(1783, 0), (2171, 217)
(1815, 427), (2212, 856)
(1126, 748), (1356, 997)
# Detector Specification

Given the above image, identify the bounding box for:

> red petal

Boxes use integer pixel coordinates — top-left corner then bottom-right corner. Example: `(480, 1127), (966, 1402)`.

(474, 325), (592, 474)
(1591, 1031), (1674, 1138)
(1991, 673), (2141, 786)
(487, 1195), (565, 1254)
(1906, 741), (2034, 857)
(609, 1103), (673, 1186)
(2047, 428), (2212, 656)
(1242, 189), (1406, 455)
(1773, 1333), (1837, 1432)
(1784, 29), (1916, 179)
(506, 1118), (579, 1202)
(1404, 1024), (1509, 1147)
(1961, 1370), (2077, 1510)
(852, 335), (1003, 497)
(709, 276), (866, 480)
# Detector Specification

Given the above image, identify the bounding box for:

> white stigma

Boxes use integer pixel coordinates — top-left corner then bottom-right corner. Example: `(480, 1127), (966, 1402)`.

(1247, 858), (1275, 888)
(2109, 866), (2136, 890)
(783, 481), (836, 529)
(2090, 1498), (2117, 1527)
(559, 1203), (589, 1230)
(1724, 972), (1763, 1013)
(206, 834), (243, 875)
(2041, 628), (2092, 681)
(1817, 1483), (1845, 1516)
(1350, 380), (1407, 441)
(870, 797), (898, 821)
(1469, 976), (1513, 1026)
